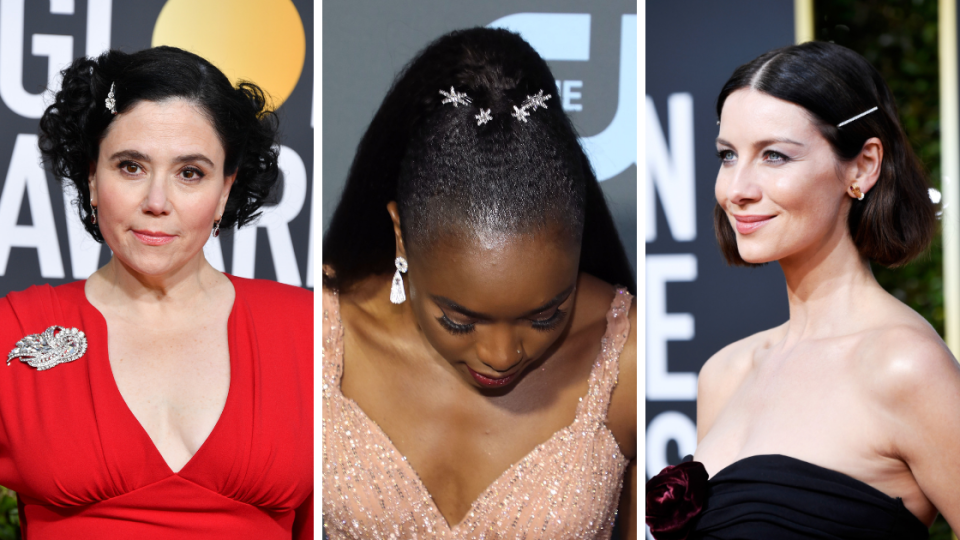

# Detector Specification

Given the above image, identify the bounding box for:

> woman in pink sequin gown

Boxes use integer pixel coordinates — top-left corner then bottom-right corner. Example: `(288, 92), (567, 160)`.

(322, 28), (638, 539)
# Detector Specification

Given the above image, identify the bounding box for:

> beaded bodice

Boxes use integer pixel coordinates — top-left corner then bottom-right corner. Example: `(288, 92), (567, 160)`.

(322, 287), (632, 539)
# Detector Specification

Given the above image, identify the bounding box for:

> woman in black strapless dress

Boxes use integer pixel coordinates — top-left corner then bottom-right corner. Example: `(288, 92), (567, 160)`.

(646, 42), (960, 539)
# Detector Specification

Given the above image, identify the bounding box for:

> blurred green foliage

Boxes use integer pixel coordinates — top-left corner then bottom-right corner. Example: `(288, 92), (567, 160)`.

(0, 487), (18, 540)
(815, 0), (950, 537)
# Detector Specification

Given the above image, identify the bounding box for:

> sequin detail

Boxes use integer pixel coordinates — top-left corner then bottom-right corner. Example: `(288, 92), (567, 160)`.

(322, 287), (633, 539)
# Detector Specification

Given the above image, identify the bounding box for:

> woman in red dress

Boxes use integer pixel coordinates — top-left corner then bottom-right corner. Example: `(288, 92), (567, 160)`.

(0, 46), (312, 538)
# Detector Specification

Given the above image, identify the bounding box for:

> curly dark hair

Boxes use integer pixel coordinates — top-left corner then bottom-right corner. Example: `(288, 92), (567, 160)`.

(38, 46), (280, 242)
(323, 28), (635, 294)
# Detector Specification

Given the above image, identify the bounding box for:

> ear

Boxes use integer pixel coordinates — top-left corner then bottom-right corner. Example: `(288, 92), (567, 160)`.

(88, 161), (98, 206)
(217, 172), (237, 219)
(848, 137), (883, 198)
(386, 201), (406, 259)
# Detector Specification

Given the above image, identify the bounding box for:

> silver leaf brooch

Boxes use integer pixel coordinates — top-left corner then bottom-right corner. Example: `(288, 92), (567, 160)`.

(7, 326), (87, 371)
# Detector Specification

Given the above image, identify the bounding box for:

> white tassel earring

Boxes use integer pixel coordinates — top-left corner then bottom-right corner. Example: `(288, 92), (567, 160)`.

(390, 256), (408, 304)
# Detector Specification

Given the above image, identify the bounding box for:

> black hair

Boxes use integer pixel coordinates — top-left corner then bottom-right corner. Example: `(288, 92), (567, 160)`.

(715, 41), (935, 267)
(323, 28), (635, 293)
(38, 46), (280, 242)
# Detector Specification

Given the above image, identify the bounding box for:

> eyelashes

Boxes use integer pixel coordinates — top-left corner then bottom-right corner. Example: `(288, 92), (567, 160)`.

(716, 150), (734, 163)
(117, 161), (207, 180)
(531, 309), (567, 332)
(715, 149), (791, 165)
(436, 309), (568, 337)
(180, 167), (206, 180)
(436, 314), (474, 335)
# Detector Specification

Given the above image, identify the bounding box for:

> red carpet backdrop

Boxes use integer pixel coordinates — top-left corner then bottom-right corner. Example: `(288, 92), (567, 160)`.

(645, 0), (794, 479)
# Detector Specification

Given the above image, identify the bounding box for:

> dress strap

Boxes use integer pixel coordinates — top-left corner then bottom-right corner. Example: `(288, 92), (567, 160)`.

(321, 287), (344, 398)
(574, 287), (633, 430)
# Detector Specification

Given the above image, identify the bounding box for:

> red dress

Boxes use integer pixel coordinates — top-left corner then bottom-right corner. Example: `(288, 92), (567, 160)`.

(0, 275), (313, 539)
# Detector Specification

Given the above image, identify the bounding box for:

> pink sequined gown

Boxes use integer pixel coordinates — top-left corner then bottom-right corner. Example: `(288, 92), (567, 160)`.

(322, 287), (633, 539)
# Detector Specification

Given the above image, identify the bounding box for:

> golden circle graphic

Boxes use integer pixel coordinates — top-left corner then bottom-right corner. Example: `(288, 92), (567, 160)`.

(152, 0), (305, 110)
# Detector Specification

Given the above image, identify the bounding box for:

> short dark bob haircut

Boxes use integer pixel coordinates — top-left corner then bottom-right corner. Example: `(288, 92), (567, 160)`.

(715, 41), (935, 268)
(39, 46), (280, 243)
(323, 28), (635, 293)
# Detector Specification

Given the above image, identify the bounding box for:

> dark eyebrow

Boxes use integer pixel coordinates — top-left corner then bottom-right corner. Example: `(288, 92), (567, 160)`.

(109, 150), (150, 162)
(715, 137), (805, 148)
(175, 153), (216, 167)
(432, 284), (576, 321)
(754, 137), (804, 148)
(107, 150), (215, 168)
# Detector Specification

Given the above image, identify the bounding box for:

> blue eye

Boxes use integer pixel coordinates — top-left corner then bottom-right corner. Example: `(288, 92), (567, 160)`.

(764, 151), (789, 163)
(716, 150), (735, 163)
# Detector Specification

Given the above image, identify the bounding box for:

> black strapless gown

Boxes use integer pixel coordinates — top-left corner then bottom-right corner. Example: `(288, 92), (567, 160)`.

(690, 455), (929, 539)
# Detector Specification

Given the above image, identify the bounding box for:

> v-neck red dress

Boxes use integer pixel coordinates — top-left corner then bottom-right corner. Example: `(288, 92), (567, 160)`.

(0, 275), (313, 539)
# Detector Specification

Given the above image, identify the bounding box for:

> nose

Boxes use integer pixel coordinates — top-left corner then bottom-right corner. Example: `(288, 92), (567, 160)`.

(476, 325), (523, 373)
(721, 161), (762, 207)
(142, 176), (171, 215)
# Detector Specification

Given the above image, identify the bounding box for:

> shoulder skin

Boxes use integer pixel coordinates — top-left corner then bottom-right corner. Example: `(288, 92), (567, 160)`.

(858, 323), (960, 526)
(696, 324), (785, 442)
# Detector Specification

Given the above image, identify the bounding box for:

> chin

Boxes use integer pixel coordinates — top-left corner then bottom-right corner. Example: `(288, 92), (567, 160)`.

(736, 245), (778, 265)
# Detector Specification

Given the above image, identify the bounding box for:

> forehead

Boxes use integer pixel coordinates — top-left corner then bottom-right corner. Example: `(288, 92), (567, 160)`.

(719, 89), (823, 144)
(414, 230), (580, 314)
(99, 99), (224, 162)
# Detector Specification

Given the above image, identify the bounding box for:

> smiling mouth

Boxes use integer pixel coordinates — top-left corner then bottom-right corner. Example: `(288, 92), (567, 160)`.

(733, 215), (775, 234)
(132, 230), (176, 246)
(467, 366), (520, 388)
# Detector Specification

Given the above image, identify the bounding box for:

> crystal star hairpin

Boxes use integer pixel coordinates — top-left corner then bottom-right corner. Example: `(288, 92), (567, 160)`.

(438, 87), (553, 124)
(7, 326), (87, 371)
(439, 86), (472, 107)
(521, 90), (551, 111)
(475, 108), (492, 126)
(511, 105), (531, 123)
(105, 82), (117, 115)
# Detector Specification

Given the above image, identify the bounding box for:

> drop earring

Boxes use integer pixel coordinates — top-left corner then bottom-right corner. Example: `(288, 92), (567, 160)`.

(212, 217), (221, 238)
(390, 256), (408, 304)
(90, 205), (98, 225)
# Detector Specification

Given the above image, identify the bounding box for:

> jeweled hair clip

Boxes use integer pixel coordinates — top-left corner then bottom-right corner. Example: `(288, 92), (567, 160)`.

(105, 82), (117, 115)
(512, 90), (552, 123)
(439, 87), (552, 126)
(439, 87), (471, 107)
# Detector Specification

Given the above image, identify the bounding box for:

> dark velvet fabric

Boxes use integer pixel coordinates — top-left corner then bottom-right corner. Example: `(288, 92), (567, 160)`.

(646, 461), (709, 539)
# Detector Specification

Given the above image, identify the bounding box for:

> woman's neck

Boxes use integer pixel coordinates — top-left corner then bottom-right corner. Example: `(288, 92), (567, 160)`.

(91, 253), (224, 307)
(778, 228), (881, 344)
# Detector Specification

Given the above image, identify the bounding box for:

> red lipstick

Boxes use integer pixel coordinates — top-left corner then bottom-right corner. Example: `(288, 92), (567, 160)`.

(733, 215), (774, 234)
(132, 230), (176, 246)
(467, 366), (519, 388)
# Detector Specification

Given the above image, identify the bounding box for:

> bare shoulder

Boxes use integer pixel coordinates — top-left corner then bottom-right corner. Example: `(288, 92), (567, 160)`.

(859, 322), (960, 408)
(699, 325), (783, 395)
(696, 324), (785, 440)
(571, 273), (623, 321)
(576, 274), (637, 458)
(608, 288), (637, 458)
(857, 315), (960, 523)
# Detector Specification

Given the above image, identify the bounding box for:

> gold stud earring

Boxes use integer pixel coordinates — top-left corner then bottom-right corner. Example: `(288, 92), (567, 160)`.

(851, 184), (864, 201)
